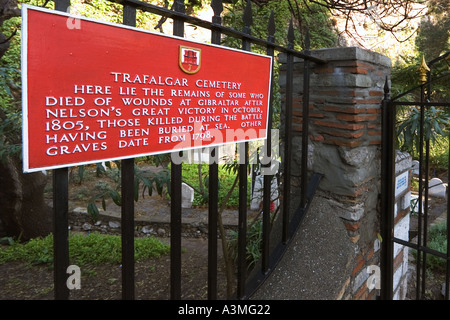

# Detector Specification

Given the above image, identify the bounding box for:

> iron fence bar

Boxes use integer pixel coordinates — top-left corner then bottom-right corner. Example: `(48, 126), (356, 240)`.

(282, 20), (294, 245)
(391, 101), (450, 107)
(52, 0), (71, 301)
(380, 78), (394, 300)
(207, 0), (222, 301)
(446, 138), (450, 300)
(54, 0), (70, 11)
(416, 86), (426, 299)
(237, 142), (248, 299)
(236, 0), (252, 300)
(170, 0), (185, 301)
(208, 148), (218, 300)
(261, 11), (276, 275)
(421, 129), (431, 299)
(170, 153), (182, 300)
(53, 167), (70, 300)
(120, 5), (137, 301)
(393, 237), (450, 260)
(391, 73), (450, 102)
(300, 30), (310, 209)
(121, 158), (135, 300)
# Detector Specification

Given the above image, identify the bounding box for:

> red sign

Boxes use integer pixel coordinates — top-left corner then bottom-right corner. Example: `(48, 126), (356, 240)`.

(22, 5), (272, 172)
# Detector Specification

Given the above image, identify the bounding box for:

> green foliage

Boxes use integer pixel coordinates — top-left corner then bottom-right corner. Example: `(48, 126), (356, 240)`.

(181, 163), (250, 207)
(425, 221), (448, 271)
(228, 215), (264, 271)
(222, 0), (337, 50)
(428, 136), (449, 171)
(396, 106), (450, 158)
(0, 14), (22, 162)
(415, 0), (450, 60)
(0, 232), (170, 265)
(0, 109), (21, 162)
(85, 162), (171, 221)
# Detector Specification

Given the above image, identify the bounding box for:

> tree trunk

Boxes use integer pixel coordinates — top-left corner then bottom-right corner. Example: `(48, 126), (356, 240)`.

(0, 0), (53, 240)
(0, 156), (53, 240)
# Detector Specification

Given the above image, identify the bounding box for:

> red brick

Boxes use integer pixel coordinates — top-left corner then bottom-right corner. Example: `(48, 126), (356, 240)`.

(369, 90), (383, 96)
(340, 66), (369, 74)
(323, 106), (366, 114)
(366, 108), (381, 114)
(344, 220), (361, 231)
(310, 112), (325, 118)
(314, 67), (335, 74)
(324, 130), (364, 139)
(336, 114), (377, 122)
(314, 120), (365, 131)
(367, 248), (375, 261)
(353, 254), (365, 276)
(355, 99), (382, 104)
(393, 249), (404, 271)
(355, 61), (376, 71)
(368, 130), (381, 136)
(310, 134), (324, 141)
(354, 284), (369, 300)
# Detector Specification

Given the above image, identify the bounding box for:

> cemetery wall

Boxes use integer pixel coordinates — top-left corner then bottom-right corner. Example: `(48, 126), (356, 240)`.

(273, 47), (393, 299)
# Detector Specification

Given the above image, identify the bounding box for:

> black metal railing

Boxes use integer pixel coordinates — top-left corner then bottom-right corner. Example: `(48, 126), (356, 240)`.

(48, 0), (325, 300)
(381, 53), (450, 300)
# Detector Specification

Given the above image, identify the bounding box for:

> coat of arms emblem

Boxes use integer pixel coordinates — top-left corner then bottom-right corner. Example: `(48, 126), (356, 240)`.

(179, 46), (201, 74)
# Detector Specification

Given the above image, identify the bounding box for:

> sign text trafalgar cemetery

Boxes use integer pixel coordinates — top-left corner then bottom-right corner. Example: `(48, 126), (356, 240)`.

(22, 5), (272, 172)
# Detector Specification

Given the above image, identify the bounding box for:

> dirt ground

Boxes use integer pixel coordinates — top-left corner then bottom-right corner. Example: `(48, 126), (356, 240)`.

(0, 237), (230, 300)
(0, 165), (234, 300)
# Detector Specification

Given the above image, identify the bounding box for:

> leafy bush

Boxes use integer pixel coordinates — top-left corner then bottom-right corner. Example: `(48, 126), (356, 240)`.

(426, 222), (448, 271)
(397, 106), (450, 159)
(182, 163), (250, 207)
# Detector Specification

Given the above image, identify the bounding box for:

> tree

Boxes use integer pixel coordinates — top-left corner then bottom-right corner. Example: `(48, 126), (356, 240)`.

(415, 0), (450, 59)
(248, 0), (428, 50)
(0, 0), (54, 240)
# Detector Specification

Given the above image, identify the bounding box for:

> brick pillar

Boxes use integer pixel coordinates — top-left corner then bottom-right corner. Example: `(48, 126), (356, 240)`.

(281, 47), (391, 299)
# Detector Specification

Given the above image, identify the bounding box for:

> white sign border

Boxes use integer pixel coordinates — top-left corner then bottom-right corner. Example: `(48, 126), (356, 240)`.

(21, 4), (273, 173)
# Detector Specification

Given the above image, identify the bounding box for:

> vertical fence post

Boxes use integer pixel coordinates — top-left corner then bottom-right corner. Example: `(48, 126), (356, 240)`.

(121, 4), (137, 300)
(53, 0), (71, 301)
(207, 0), (223, 300)
(261, 11), (275, 275)
(55, 0), (70, 11)
(300, 30), (310, 209)
(236, 0), (252, 299)
(447, 137), (450, 300)
(53, 168), (70, 300)
(170, 0), (185, 300)
(282, 20), (294, 244)
(380, 78), (394, 300)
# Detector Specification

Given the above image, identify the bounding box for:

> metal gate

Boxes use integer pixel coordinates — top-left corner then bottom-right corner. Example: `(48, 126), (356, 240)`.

(47, 0), (326, 300)
(380, 52), (450, 299)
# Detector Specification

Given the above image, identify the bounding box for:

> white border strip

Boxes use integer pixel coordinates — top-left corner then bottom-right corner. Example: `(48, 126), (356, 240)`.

(21, 5), (29, 172)
(21, 4), (273, 173)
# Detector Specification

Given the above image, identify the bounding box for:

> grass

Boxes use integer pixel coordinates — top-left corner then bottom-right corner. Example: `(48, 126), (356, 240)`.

(0, 232), (170, 266)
